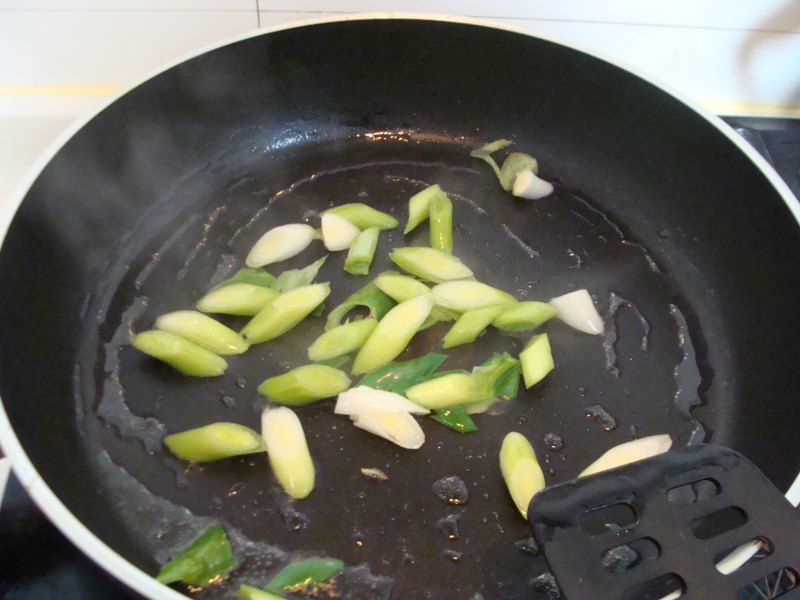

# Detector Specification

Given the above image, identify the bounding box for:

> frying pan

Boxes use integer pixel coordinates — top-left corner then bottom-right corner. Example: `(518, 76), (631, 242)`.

(0, 15), (798, 600)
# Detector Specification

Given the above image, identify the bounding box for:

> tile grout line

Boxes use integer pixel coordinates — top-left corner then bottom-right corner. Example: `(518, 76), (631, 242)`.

(255, 0), (261, 27)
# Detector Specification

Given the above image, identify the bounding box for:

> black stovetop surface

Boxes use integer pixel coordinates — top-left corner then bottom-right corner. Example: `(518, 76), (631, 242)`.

(1, 116), (799, 600)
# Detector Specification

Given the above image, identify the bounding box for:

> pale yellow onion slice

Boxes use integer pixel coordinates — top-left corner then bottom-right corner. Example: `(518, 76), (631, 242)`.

(246, 223), (316, 267)
(261, 406), (315, 499)
(321, 213), (360, 251)
(579, 434), (673, 477)
(335, 386), (429, 416)
(512, 169), (553, 200)
(549, 289), (604, 335)
(350, 410), (425, 450)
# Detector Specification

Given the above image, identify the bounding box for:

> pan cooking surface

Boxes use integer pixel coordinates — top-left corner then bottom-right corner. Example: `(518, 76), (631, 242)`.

(77, 135), (706, 598)
(1, 19), (798, 600)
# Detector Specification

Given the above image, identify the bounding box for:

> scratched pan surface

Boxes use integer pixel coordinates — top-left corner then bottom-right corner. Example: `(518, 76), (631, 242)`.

(0, 18), (799, 600)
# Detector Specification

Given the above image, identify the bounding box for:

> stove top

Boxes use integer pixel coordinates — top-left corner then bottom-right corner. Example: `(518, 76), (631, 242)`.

(1, 116), (798, 600)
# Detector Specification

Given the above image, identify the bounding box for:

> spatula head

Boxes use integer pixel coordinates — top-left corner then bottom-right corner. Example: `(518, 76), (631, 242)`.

(527, 444), (800, 599)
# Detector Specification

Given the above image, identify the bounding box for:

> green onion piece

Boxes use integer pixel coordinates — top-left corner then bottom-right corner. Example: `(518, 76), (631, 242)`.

(432, 405), (478, 433)
(499, 431), (545, 518)
(241, 283), (330, 344)
(470, 139), (513, 184)
(264, 557), (345, 594)
(432, 280), (516, 311)
(155, 310), (249, 355)
(314, 355), (350, 369)
(324, 203), (398, 230)
(374, 270), (432, 303)
(156, 524), (235, 587)
(163, 422), (266, 462)
(351, 295), (434, 375)
(197, 267), (278, 316)
(389, 246), (473, 283)
(428, 192), (453, 254)
(494, 362), (522, 400)
(261, 406), (316, 499)
(344, 227), (380, 275)
(310, 302), (326, 318)
(273, 256), (328, 292)
(325, 280), (395, 330)
(404, 184), (445, 234)
(358, 352), (448, 393)
(520, 333), (555, 388)
(405, 372), (485, 410)
(214, 266), (278, 289)
(442, 305), (505, 349)
(308, 318), (378, 361)
(258, 365), (351, 405)
(492, 301), (557, 331)
(237, 584), (285, 600)
(499, 152), (538, 191)
(197, 283), (279, 316)
(130, 330), (227, 377)
(471, 352), (519, 397)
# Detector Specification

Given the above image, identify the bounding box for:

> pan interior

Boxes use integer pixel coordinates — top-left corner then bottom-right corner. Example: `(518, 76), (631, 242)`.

(0, 18), (798, 600)
(75, 133), (706, 598)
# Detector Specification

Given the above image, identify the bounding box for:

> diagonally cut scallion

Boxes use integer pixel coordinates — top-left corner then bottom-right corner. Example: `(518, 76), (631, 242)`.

(164, 422), (266, 462)
(155, 310), (248, 355)
(499, 431), (545, 518)
(326, 280), (395, 330)
(130, 330), (227, 377)
(344, 227), (380, 275)
(324, 203), (398, 230)
(258, 364), (351, 405)
(308, 318), (378, 361)
(404, 184), (444, 234)
(241, 282), (330, 344)
(428, 192), (453, 254)
(389, 246), (473, 283)
(261, 406), (315, 499)
(351, 295), (434, 375)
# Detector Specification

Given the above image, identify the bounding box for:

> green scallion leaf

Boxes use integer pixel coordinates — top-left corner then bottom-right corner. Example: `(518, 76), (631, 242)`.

(432, 405), (478, 433)
(358, 352), (449, 393)
(264, 557), (345, 594)
(156, 524), (235, 587)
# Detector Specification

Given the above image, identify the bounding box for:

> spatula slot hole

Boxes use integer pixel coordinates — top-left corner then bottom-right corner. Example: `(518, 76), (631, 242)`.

(738, 567), (798, 599)
(714, 536), (773, 575)
(622, 572), (685, 600)
(579, 502), (639, 535)
(690, 506), (748, 540)
(601, 537), (660, 574)
(666, 478), (720, 505)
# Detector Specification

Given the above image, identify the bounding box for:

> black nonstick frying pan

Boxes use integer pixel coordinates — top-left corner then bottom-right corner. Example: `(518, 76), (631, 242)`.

(0, 16), (798, 600)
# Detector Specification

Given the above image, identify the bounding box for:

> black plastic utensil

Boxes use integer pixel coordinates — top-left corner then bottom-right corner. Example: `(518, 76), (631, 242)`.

(527, 444), (800, 599)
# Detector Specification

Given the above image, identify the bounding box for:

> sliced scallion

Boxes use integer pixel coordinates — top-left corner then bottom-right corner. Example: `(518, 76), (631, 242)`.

(264, 557), (345, 594)
(241, 282), (330, 344)
(351, 295), (434, 375)
(404, 184), (444, 234)
(432, 405), (478, 433)
(432, 280), (516, 312)
(261, 406), (315, 499)
(442, 304), (505, 349)
(164, 422), (266, 462)
(326, 280), (395, 330)
(519, 333), (554, 388)
(273, 256), (327, 292)
(155, 310), (248, 355)
(196, 282), (279, 316)
(130, 330), (227, 377)
(246, 223), (317, 267)
(156, 524), (235, 587)
(428, 191), (453, 254)
(257, 364), (351, 405)
(357, 352), (448, 393)
(492, 301), (557, 331)
(344, 227), (380, 275)
(499, 431), (545, 519)
(308, 318), (378, 361)
(325, 203), (398, 230)
(389, 246), (473, 283)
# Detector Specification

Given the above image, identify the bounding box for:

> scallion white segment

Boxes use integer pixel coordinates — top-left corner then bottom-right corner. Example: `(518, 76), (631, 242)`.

(335, 386), (429, 416)
(246, 223), (316, 267)
(499, 432), (545, 519)
(579, 434), (673, 477)
(321, 213), (361, 251)
(550, 289), (604, 335)
(512, 169), (554, 200)
(261, 406), (315, 499)
(350, 410), (425, 450)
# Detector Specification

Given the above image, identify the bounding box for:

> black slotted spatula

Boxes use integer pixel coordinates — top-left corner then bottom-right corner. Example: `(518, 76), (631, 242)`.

(527, 444), (800, 600)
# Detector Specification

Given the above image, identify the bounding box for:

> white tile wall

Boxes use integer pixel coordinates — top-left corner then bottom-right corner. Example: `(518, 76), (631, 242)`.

(1, 1), (799, 207)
